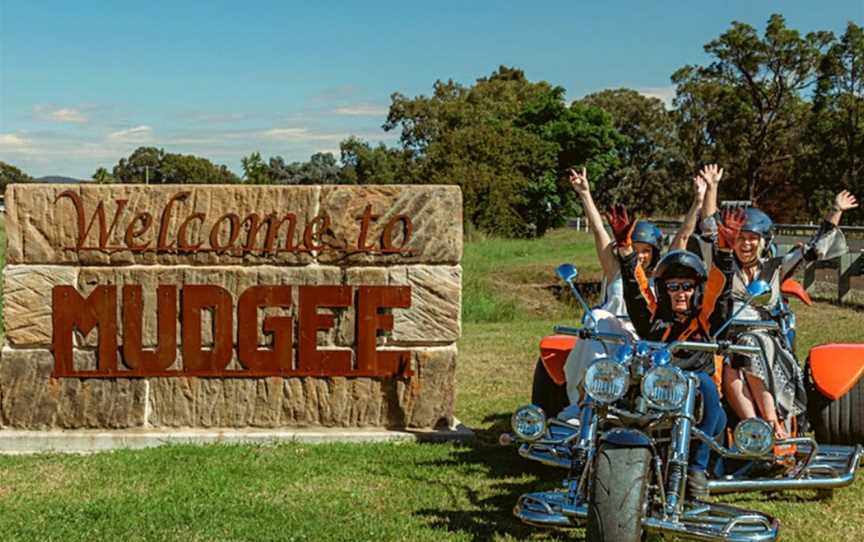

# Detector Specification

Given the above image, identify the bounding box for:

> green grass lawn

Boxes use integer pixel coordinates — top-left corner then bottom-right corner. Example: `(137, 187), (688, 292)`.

(0, 225), (862, 541)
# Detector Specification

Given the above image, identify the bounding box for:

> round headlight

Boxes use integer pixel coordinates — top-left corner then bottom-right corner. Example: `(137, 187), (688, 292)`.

(641, 366), (687, 411)
(511, 405), (547, 441)
(733, 418), (775, 457)
(584, 359), (629, 404)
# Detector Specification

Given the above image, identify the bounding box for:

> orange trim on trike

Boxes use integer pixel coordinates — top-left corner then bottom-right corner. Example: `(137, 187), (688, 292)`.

(808, 343), (864, 401)
(539, 335), (577, 386)
(781, 278), (812, 306)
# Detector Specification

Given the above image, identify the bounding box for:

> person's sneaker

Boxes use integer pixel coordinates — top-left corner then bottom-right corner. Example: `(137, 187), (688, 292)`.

(686, 470), (709, 501)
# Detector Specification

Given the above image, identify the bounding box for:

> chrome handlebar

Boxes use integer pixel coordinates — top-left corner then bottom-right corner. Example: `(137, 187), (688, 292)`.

(552, 326), (762, 356)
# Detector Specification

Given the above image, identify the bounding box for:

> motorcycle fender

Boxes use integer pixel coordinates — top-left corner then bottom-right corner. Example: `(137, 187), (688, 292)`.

(781, 278), (813, 306)
(600, 428), (653, 449)
(539, 335), (577, 386)
(808, 343), (864, 401)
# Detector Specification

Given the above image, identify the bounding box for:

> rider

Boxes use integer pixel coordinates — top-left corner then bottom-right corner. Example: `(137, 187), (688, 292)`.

(700, 169), (860, 440)
(613, 204), (745, 499)
(562, 167), (709, 405)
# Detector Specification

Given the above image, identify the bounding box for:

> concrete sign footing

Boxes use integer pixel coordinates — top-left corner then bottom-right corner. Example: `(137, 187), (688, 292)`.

(0, 419), (475, 455)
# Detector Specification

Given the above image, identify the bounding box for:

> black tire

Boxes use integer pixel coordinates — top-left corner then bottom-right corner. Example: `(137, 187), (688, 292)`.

(530, 358), (569, 418)
(808, 361), (864, 445)
(586, 445), (652, 542)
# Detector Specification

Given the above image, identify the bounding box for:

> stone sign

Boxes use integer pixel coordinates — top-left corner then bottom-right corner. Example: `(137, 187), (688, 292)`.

(1, 184), (462, 430)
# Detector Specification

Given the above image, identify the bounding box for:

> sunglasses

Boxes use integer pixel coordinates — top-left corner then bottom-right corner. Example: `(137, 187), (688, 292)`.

(665, 281), (696, 292)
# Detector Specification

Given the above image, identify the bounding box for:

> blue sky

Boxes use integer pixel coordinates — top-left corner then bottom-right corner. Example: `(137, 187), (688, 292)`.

(1, 1), (861, 179)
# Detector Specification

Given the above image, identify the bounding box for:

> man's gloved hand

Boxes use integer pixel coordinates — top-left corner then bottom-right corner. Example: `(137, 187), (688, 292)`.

(607, 204), (637, 248)
(718, 207), (746, 250)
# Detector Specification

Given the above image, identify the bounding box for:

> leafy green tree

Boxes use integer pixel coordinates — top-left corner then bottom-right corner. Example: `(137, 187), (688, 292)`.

(339, 138), (415, 185)
(266, 152), (343, 184)
(378, 66), (621, 236)
(672, 14), (832, 216)
(0, 161), (33, 195)
(111, 147), (238, 184)
(241, 152), (272, 184)
(800, 22), (864, 222)
(578, 89), (684, 214)
(91, 167), (113, 184)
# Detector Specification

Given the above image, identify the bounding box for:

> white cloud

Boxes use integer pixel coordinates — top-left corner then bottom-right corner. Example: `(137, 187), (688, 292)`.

(636, 85), (676, 108)
(0, 133), (31, 148)
(34, 105), (89, 123)
(49, 107), (88, 123)
(333, 104), (389, 116)
(108, 125), (154, 142)
(256, 128), (345, 142)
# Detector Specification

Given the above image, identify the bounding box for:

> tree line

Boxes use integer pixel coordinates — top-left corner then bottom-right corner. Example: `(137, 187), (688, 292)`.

(2, 15), (860, 235)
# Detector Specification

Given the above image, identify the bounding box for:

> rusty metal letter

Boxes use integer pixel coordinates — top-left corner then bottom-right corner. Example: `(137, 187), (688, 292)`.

(182, 285), (233, 373)
(52, 285), (118, 375)
(122, 285), (177, 372)
(298, 286), (352, 375)
(355, 286), (412, 376)
(237, 286), (293, 372)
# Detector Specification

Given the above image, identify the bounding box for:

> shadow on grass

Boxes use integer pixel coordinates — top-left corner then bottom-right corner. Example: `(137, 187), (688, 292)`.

(412, 412), (585, 542)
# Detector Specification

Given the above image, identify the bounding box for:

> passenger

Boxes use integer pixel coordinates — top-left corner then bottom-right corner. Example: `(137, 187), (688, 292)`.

(700, 172), (859, 440)
(614, 204), (744, 499)
(562, 167), (707, 405)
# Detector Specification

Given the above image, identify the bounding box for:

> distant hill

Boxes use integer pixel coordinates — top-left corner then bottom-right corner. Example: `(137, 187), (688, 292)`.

(36, 176), (86, 183)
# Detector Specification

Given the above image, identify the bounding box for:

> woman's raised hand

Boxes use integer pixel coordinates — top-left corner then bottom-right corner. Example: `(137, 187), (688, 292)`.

(718, 207), (746, 249)
(606, 204), (637, 247)
(834, 190), (859, 212)
(693, 174), (708, 202)
(568, 167), (590, 196)
(700, 164), (724, 188)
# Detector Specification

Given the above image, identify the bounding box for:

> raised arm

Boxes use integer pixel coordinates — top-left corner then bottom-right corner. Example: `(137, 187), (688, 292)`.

(781, 190), (859, 277)
(826, 190), (858, 226)
(670, 174), (708, 250)
(702, 207), (745, 336)
(569, 167), (618, 282)
(608, 204), (655, 338)
(699, 164), (723, 222)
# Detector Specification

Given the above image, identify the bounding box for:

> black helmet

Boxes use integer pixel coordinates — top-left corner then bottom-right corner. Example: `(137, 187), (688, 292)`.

(741, 207), (774, 243)
(654, 250), (707, 283)
(631, 220), (664, 269)
(653, 250), (707, 317)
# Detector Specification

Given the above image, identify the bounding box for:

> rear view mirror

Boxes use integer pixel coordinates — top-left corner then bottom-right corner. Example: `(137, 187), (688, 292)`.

(556, 263), (578, 283)
(747, 279), (772, 306)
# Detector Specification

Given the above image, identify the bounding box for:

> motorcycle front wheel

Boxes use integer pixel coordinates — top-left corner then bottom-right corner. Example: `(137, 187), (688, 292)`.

(587, 445), (651, 542)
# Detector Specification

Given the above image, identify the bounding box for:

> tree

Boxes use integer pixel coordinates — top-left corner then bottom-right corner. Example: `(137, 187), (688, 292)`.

(339, 138), (414, 185)
(672, 14), (832, 216)
(578, 89), (684, 214)
(241, 152), (271, 184)
(91, 167), (113, 184)
(0, 161), (33, 195)
(266, 152), (343, 184)
(111, 147), (239, 184)
(376, 66), (621, 236)
(800, 22), (864, 222)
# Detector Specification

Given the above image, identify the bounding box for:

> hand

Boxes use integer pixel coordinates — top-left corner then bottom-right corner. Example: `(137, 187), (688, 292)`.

(568, 167), (590, 196)
(718, 207), (746, 249)
(834, 190), (859, 212)
(700, 164), (724, 188)
(606, 204), (637, 247)
(693, 175), (707, 202)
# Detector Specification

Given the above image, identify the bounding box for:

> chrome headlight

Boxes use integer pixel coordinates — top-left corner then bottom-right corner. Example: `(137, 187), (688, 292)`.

(734, 418), (775, 457)
(511, 405), (547, 441)
(584, 359), (629, 404)
(641, 366), (687, 411)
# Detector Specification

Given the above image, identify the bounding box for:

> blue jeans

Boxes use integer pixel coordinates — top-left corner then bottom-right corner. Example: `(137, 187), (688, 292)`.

(691, 371), (726, 473)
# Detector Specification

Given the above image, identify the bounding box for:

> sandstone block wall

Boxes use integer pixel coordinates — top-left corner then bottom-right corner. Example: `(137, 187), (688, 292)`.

(1, 184), (462, 430)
